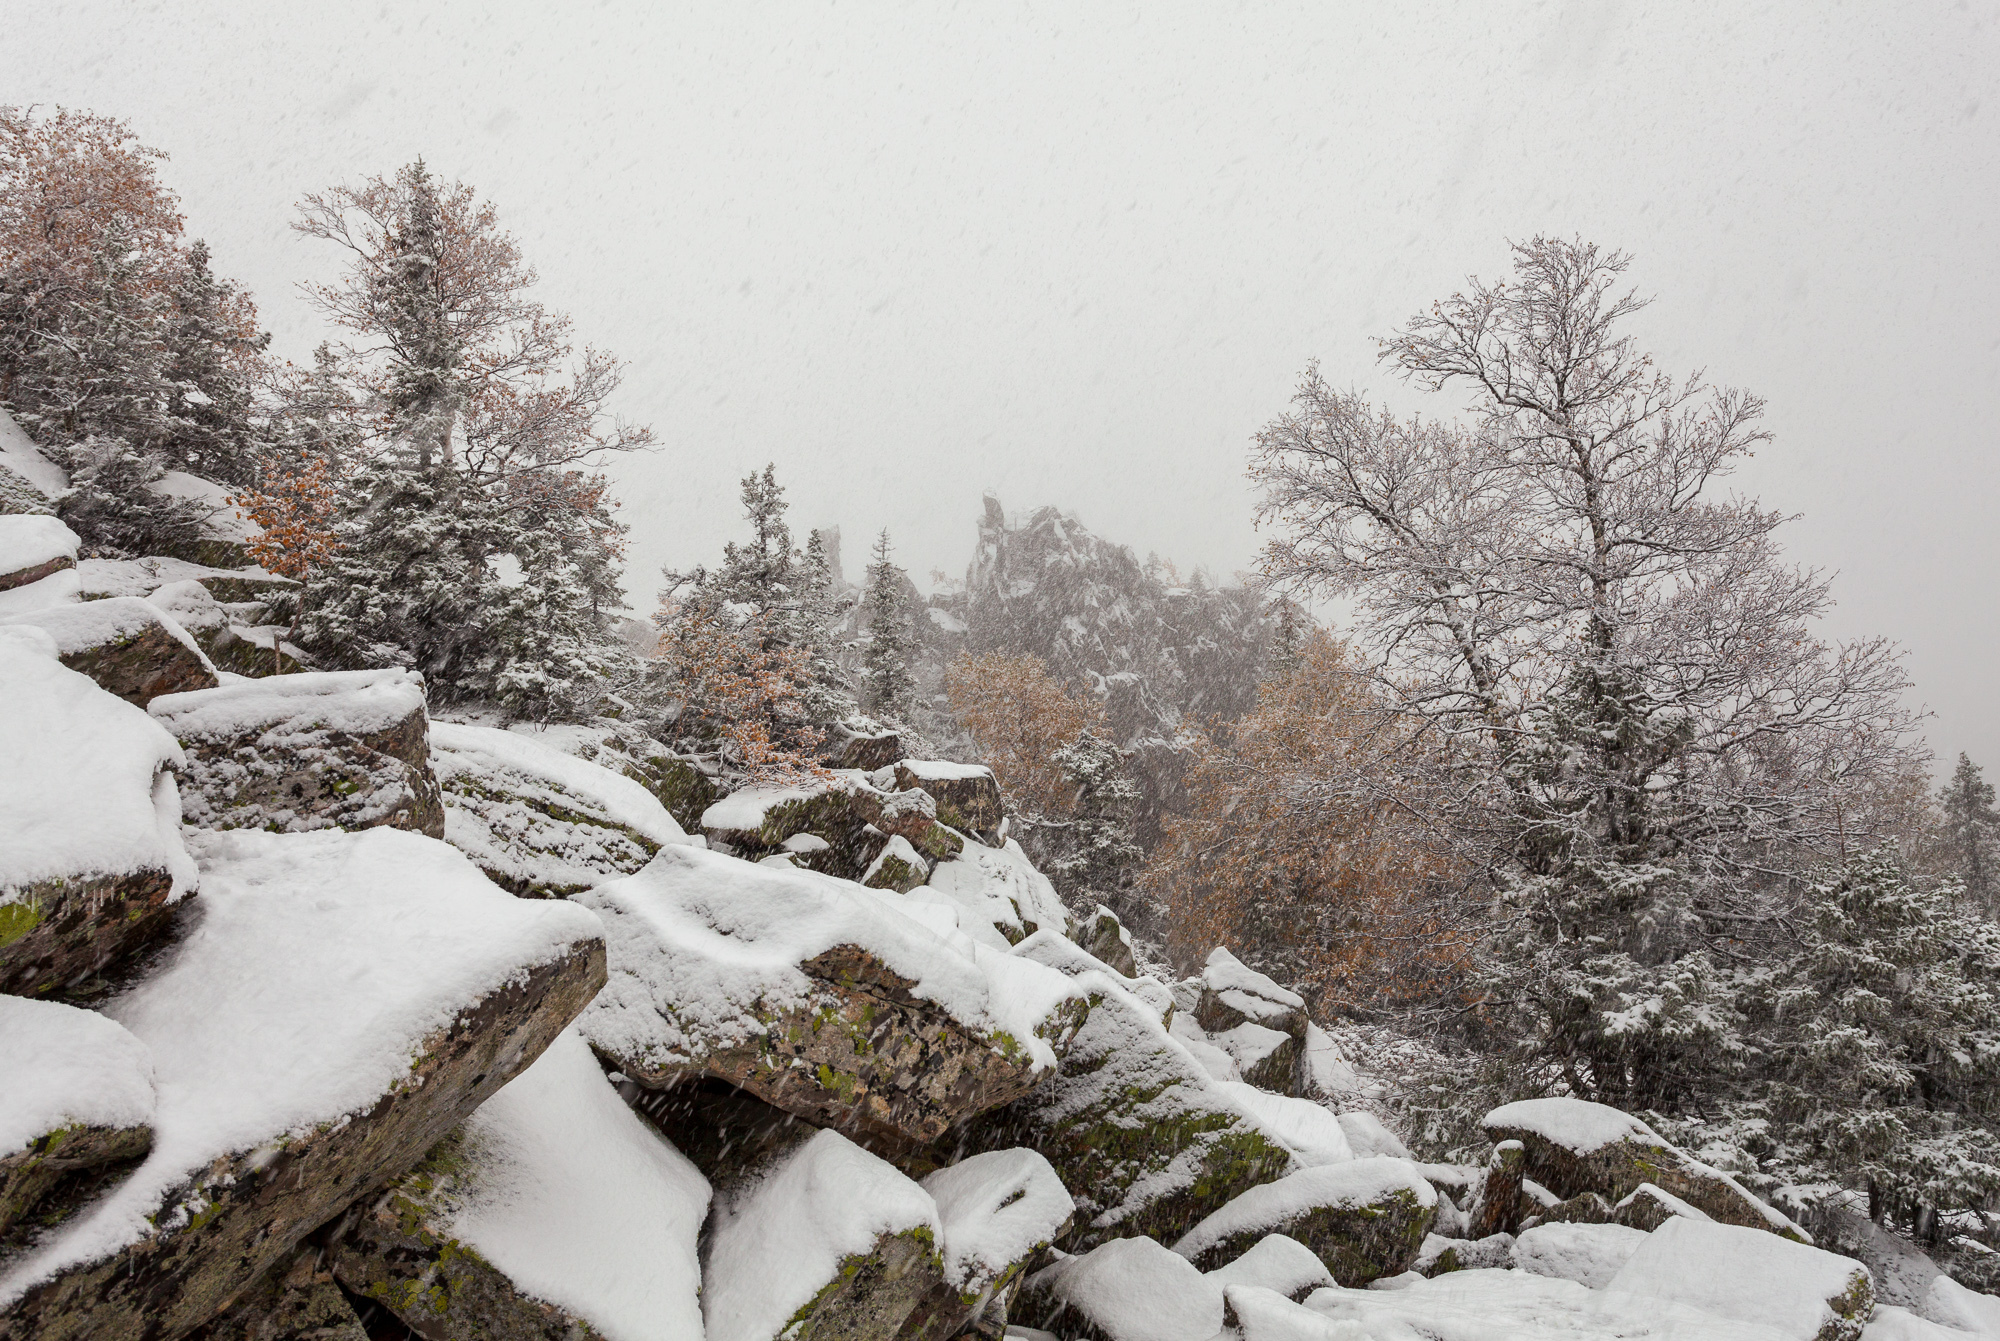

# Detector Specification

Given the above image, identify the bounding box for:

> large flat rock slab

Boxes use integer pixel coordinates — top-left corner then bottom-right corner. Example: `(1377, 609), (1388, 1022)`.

(0, 515), (77, 592)
(1, 597), (220, 707)
(577, 845), (1086, 1153)
(151, 670), (445, 839)
(0, 628), (195, 998)
(0, 828), (605, 1341)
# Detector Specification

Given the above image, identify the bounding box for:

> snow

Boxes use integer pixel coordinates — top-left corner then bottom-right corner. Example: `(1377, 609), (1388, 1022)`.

(1172, 1159), (1437, 1264)
(151, 668), (427, 741)
(0, 410), (67, 498)
(1513, 1222), (1650, 1290)
(0, 827), (603, 1306)
(575, 845), (1083, 1079)
(1299, 1268), (1793, 1340)
(1216, 1083), (1355, 1167)
(1028, 1236), (1225, 1341)
(702, 1128), (941, 1341)
(1928, 1276), (2000, 1337)
(2, 594), (213, 667)
(1305, 1024), (1371, 1100)
(899, 759), (996, 782)
(0, 996), (155, 1155)
(929, 838), (1071, 941)
(75, 555), (286, 601)
(928, 606), (968, 634)
(434, 722), (688, 837)
(1335, 1112), (1414, 1161)
(0, 628), (193, 896)
(0, 514), (78, 579)
(1617, 1181), (1711, 1225)
(1172, 1012), (1244, 1081)
(699, 777), (862, 835)
(147, 470), (257, 542)
(434, 1029), (709, 1341)
(1215, 1021), (1294, 1073)
(1483, 1096), (1660, 1155)
(0, 568), (80, 616)
(1607, 1217), (1871, 1340)
(1208, 1233), (1336, 1300)
(1205, 945), (1306, 1011)
(862, 832), (927, 884)
(922, 1147), (1076, 1294)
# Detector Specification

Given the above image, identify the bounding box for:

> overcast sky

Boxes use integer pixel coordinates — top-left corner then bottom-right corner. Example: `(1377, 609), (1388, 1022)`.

(7, 2), (1997, 768)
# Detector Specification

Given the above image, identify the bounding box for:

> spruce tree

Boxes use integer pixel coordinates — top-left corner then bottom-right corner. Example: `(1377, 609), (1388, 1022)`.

(861, 527), (916, 719)
(159, 240), (269, 486)
(1942, 754), (2000, 914)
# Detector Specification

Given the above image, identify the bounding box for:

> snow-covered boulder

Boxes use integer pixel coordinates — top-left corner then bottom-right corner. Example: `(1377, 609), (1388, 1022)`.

(329, 1029), (709, 1341)
(577, 845), (1087, 1150)
(143, 579), (298, 678)
(1335, 1111), (1412, 1161)
(1206, 1233), (1336, 1304)
(1195, 948), (1306, 1096)
(1, 595), (219, 706)
(923, 1148), (1076, 1334)
(1414, 1230), (1517, 1276)
(1017, 1236), (1225, 1341)
(0, 515), (77, 592)
(0, 628), (194, 998)
(1607, 1216), (1874, 1341)
(1214, 1081), (1355, 1169)
(0, 827), (606, 1341)
(702, 1128), (948, 1341)
(0, 411), (65, 515)
(701, 773), (888, 860)
(1511, 1219), (1649, 1289)
(430, 720), (690, 897)
(874, 783), (965, 864)
(1077, 903), (1139, 977)
(893, 758), (1005, 833)
(928, 837), (1073, 947)
(1611, 1181), (1711, 1231)
(1483, 1097), (1808, 1241)
(863, 831), (932, 892)
(75, 554), (296, 607)
(972, 930), (1294, 1248)
(0, 997), (154, 1239)
(1471, 1139), (1525, 1237)
(1170, 1158), (1438, 1284)
(146, 469), (259, 568)
(151, 670), (445, 839)
(1215, 1021), (1299, 1093)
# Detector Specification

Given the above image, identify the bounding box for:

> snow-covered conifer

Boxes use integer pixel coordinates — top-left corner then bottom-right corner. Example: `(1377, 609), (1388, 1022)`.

(1941, 754), (2000, 914)
(861, 528), (917, 719)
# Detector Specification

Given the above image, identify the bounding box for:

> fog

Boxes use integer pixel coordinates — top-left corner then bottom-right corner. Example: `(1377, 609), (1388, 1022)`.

(7, 1), (1996, 766)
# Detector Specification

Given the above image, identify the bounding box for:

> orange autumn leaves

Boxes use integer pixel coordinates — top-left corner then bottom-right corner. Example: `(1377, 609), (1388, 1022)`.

(1149, 631), (1469, 1017)
(943, 652), (1103, 817)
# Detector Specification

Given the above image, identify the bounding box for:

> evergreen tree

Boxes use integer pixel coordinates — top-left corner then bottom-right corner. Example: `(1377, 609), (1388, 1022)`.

(1047, 729), (1146, 923)
(159, 240), (269, 485)
(1942, 754), (2000, 914)
(861, 528), (916, 719)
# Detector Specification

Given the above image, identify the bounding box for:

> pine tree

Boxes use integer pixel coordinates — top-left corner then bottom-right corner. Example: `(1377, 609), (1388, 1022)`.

(1942, 754), (2000, 914)
(861, 528), (916, 719)
(159, 240), (269, 485)
(1046, 729), (1146, 924)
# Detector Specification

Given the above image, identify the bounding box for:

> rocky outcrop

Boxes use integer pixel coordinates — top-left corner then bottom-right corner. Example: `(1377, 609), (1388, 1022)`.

(3, 596), (220, 706)
(1471, 1140), (1525, 1238)
(1606, 1217), (1873, 1341)
(429, 720), (689, 897)
(893, 760), (1005, 833)
(0, 515), (78, 591)
(144, 580), (300, 679)
(1018, 1236), (1224, 1341)
(1, 630), (194, 999)
(921, 1148), (1076, 1338)
(0, 997), (154, 1242)
(970, 932), (1294, 1249)
(1482, 1097), (1808, 1241)
(577, 846), (1088, 1155)
(0, 828), (607, 1341)
(1170, 1159), (1438, 1285)
(152, 670), (446, 839)
(329, 1030), (709, 1341)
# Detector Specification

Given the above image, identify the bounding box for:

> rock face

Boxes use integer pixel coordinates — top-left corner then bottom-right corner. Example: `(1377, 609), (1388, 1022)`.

(0, 828), (607, 1341)
(701, 1128), (952, 1341)
(428, 720), (690, 897)
(183, 1248), (368, 1341)
(329, 1030), (709, 1341)
(1018, 1236), (1225, 1341)
(1472, 1140), (1525, 1238)
(1607, 1217), (1874, 1341)
(0, 997), (155, 1242)
(1194, 947), (1305, 1094)
(1170, 1159), (1438, 1285)
(143, 579), (299, 679)
(0, 515), (78, 591)
(927, 840), (1074, 948)
(577, 846), (1087, 1155)
(151, 670), (446, 840)
(921, 1148), (1076, 1337)
(1, 630), (195, 999)
(1482, 1097), (1808, 1241)
(2, 596), (220, 706)
(893, 760), (1005, 833)
(972, 932), (1294, 1249)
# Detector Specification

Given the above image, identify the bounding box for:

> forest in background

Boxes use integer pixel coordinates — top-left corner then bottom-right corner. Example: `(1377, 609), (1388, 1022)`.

(9, 102), (2000, 1289)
